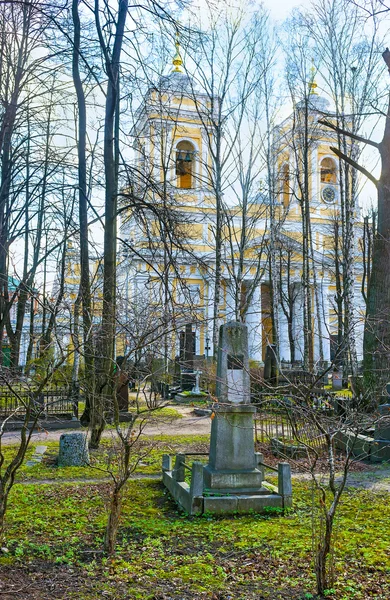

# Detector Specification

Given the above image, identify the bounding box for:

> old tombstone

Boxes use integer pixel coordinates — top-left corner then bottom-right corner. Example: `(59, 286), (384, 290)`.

(180, 323), (196, 391)
(58, 432), (89, 467)
(373, 383), (390, 460)
(205, 321), (263, 492)
(183, 323), (195, 371)
(332, 368), (342, 391)
(264, 344), (278, 385)
(163, 321), (292, 514)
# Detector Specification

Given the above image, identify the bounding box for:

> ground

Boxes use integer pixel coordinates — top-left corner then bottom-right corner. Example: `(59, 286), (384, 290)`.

(1, 406), (389, 599)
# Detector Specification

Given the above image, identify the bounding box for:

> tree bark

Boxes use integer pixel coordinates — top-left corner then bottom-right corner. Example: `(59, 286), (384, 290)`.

(91, 0), (128, 449)
(364, 74), (390, 391)
(72, 0), (95, 425)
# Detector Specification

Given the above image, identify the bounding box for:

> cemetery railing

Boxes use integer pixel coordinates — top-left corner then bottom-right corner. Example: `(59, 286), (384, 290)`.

(0, 385), (78, 419)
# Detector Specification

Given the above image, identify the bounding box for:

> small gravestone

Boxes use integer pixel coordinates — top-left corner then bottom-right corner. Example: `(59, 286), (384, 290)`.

(26, 445), (47, 467)
(374, 384), (390, 458)
(332, 369), (342, 390)
(58, 432), (89, 467)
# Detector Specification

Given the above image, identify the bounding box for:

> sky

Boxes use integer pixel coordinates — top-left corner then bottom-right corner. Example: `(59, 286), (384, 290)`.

(191, 0), (312, 21)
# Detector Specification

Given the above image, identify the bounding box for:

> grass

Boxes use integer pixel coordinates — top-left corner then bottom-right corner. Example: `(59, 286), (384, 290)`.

(1, 474), (389, 599)
(1, 433), (389, 599)
(2, 433), (210, 482)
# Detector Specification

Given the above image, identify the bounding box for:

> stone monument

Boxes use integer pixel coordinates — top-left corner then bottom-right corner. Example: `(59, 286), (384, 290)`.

(163, 321), (292, 515)
(180, 323), (196, 391)
(191, 370), (202, 395)
(204, 321), (263, 494)
(58, 432), (89, 467)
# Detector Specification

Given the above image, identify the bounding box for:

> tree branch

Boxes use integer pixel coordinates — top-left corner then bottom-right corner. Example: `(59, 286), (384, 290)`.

(319, 119), (380, 149)
(329, 146), (379, 187)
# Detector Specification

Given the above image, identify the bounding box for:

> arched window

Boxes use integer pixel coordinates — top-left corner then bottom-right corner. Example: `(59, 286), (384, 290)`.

(176, 140), (195, 189)
(320, 157), (337, 184)
(281, 163), (290, 207)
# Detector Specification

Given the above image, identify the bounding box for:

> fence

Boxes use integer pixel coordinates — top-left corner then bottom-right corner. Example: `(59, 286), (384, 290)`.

(254, 396), (327, 451)
(0, 386), (77, 419)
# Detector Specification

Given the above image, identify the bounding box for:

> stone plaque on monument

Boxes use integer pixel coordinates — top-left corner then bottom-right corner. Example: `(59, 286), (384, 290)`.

(227, 354), (244, 404)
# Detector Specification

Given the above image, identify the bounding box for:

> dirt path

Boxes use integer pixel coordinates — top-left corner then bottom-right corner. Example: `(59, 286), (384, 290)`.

(1, 405), (211, 446)
(293, 469), (390, 493)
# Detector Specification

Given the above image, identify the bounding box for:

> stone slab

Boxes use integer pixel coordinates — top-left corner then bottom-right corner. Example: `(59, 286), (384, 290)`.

(336, 430), (389, 463)
(203, 493), (283, 515)
(370, 439), (390, 462)
(34, 446), (47, 455)
(375, 404), (390, 441)
(174, 394), (209, 404)
(162, 470), (203, 515)
(203, 465), (263, 492)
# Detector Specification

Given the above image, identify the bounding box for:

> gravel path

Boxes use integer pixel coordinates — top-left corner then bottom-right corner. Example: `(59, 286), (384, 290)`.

(1, 405), (211, 446)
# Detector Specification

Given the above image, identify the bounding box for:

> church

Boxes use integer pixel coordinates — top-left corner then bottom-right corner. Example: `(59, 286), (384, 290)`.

(118, 41), (366, 369)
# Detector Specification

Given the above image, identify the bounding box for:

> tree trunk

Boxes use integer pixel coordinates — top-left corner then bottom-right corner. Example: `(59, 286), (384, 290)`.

(364, 88), (390, 391)
(316, 513), (334, 595)
(72, 0), (95, 426)
(104, 486), (122, 554)
(90, 0), (128, 448)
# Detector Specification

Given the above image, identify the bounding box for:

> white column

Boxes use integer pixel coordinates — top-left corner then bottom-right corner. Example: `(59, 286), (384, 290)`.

(206, 279), (215, 358)
(278, 291), (291, 363)
(311, 143), (319, 204)
(354, 284), (365, 362)
(322, 282), (331, 363)
(312, 280), (331, 364)
(292, 282), (304, 363)
(246, 283), (262, 363)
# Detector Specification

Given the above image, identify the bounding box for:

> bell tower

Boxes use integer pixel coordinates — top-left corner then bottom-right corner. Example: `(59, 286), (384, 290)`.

(131, 35), (215, 205)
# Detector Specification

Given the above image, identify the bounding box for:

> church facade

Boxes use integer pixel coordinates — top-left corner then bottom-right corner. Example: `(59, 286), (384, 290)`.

(119, 49), (366, 368)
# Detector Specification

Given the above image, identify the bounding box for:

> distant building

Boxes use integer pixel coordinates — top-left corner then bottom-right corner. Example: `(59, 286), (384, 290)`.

(2, 276), (39, 367)
(119, 45), (366, 366)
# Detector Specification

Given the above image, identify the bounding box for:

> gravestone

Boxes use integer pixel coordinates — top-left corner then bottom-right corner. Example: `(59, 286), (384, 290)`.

(180, 323), (196, 390)
(116, 356), (130, 411)
(332, 369), (342, 391)
(163, 321), (292, 514)
(264, 344), (278, 385)
(183, 323), (195, 371)
(204, 321), (264, 492)
(58, 432), (89, 467)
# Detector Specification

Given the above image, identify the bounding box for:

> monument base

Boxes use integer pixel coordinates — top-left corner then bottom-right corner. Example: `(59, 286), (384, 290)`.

(162, 454), (292, 516)
(203, 465), (265, 494)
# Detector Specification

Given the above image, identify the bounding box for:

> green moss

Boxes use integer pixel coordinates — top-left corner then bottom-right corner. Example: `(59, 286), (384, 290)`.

(2, 434), (390, 599)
